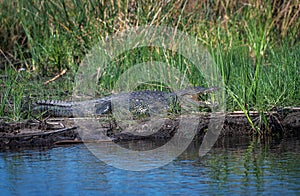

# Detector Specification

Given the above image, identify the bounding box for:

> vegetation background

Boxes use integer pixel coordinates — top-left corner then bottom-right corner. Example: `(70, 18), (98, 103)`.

(0, 0), (299, 126)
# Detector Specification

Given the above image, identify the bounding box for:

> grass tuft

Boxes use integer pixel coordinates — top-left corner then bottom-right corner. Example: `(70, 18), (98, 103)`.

(0, 0), (299, 132)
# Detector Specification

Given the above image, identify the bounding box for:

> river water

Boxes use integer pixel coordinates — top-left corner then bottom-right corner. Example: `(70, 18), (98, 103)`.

(0, 137), (299, 195)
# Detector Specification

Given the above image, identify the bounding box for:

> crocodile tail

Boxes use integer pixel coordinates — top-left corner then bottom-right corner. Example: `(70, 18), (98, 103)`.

(36, 100), (73, 107)
(32, 105), (73, 117)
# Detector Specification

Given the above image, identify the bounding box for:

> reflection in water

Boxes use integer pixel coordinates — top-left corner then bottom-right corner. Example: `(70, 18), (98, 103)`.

(0, 137), (299, 195)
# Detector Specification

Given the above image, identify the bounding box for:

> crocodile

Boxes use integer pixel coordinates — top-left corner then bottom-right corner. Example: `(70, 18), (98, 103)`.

(32, 86), (217, 117)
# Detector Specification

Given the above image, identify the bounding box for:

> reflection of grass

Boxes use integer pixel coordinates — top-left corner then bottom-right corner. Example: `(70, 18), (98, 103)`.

(0, 1), (299, 132)
(205, 138), (300, 188)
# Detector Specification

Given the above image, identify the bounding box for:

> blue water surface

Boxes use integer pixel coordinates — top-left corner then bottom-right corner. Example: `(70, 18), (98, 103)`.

(0, 139), (299, 195)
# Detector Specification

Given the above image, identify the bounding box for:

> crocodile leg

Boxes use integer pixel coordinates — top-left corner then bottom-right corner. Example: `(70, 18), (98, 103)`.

(33, 99), (112, 117)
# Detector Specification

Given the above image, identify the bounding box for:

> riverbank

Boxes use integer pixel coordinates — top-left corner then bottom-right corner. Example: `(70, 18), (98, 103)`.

(1, 108), (299, 150)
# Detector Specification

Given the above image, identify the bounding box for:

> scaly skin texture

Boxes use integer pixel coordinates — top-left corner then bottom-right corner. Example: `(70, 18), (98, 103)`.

(33, 87), (217, 117)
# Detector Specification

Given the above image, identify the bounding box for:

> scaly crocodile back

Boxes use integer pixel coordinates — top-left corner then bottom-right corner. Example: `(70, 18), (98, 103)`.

(32, 87), (217, 117)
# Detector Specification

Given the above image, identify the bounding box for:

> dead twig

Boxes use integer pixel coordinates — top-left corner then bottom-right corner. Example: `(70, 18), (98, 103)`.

(3, 126), (78, 138)
(44, 68), (67, 85)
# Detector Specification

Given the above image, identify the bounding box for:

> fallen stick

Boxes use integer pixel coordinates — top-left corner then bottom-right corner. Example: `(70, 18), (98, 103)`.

(44, 68), (67, 85)
(3, 126), (78, 138)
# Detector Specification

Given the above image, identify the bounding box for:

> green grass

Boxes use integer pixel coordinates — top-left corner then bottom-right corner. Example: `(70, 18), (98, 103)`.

(0, 64), (74, 121)
(0, 0), (299, 132)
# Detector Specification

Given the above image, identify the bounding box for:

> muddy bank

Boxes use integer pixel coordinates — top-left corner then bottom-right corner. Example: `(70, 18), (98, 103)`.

(0, 119), (80, 150)
(0, 109), (299, 150)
